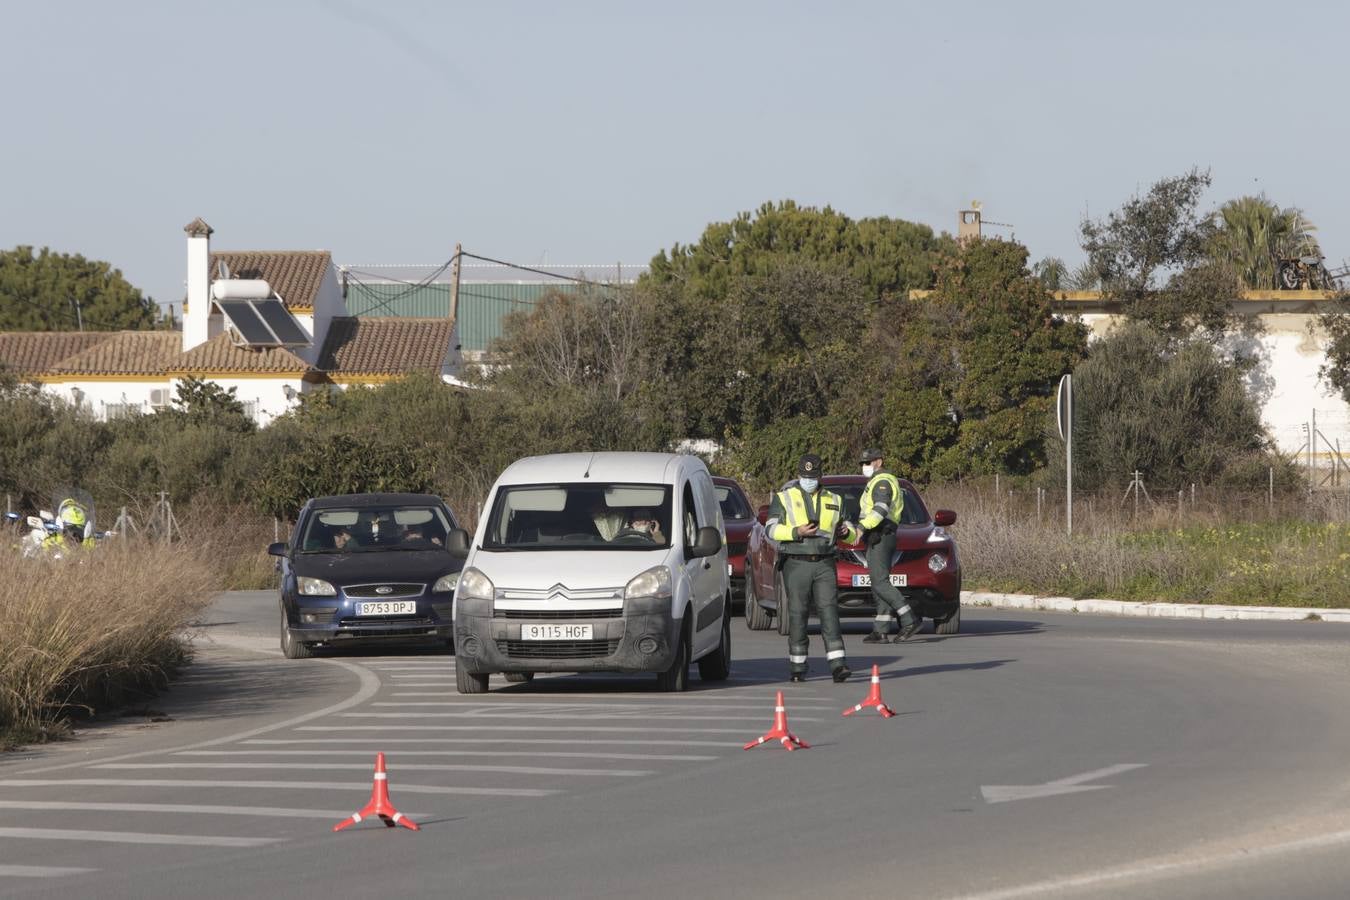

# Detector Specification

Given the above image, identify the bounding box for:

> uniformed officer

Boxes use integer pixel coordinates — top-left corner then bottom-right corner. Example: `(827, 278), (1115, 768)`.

(766, 453), (860, 683)
(858, 449), (923, 643)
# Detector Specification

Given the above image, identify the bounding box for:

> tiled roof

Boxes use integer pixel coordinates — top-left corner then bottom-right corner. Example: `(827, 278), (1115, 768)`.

(172, 332), (311, 375)
(316, 317), (453, 375)
(209, 251), (331, 310)
(48, 332), (182, 376)
(0, 332), (113, 375)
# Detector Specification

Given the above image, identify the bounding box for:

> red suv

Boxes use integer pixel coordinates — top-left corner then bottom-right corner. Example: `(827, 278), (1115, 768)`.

(712, 476), (756, 605)
(744, 474), (961, 635)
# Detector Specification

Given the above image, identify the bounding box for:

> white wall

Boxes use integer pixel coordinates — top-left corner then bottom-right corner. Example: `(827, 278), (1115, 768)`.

(1076, 312), (1349, 465)
(40, 380), (172, 419)
(169, 376), (304, 427)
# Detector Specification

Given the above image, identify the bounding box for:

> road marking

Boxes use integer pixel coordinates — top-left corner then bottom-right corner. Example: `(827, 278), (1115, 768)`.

(368, 701), (837, 711)
(246, 738), (742, 747)
(344, 712), (824, 721)
(0, 865), (97, 877)
(95, 762), (654, 777)
(0, 800), (394, 819)
(15, 658), (382, 775)
(0, 779), (555, 797)
(0, 827), (278, 848)
(180, 749), (718, 762)
(299, 725), (754, 734)
(981, 764), (1148, 804)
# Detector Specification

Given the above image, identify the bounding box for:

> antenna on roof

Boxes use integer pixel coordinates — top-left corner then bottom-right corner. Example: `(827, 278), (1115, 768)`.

(583, 452), (596, 479)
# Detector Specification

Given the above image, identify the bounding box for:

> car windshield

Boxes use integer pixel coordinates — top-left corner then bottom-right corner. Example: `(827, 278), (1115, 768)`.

(298, 506), (454, 553)
(484, 483), (673, 551)
(828, 484), (930, 525)
(715, 484), (752, 521)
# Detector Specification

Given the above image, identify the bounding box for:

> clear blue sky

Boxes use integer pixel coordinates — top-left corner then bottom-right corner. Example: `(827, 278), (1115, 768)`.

(5, 0), (1348, 310)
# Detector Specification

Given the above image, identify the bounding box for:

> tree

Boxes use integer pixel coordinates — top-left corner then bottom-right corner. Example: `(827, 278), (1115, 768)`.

(168, 377), (255, 433)
(0, 246), (159, 331)
(1317, 296), (1350, 405)
(646, 200), (955, 301)
(1079, 170), (1249, 339)
(1207, 196), (1320, 290)
(1045, 322), (1277, 491)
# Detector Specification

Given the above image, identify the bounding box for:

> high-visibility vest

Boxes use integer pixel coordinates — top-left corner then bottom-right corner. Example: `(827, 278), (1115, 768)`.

(768, 486), (858, 549)
(859, 471), (903, 530)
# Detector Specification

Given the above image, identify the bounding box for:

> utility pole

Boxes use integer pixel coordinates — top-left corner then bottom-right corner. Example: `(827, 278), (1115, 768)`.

(449, 243), (462, 324)
(1057, 374), (1073, 536)
(70, 298), (83, 331)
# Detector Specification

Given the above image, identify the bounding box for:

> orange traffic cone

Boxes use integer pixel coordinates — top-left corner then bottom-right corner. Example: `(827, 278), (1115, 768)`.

(743, 690), (810, 751)
(333, 752), (420, 832)
(842, 664), (895, 718)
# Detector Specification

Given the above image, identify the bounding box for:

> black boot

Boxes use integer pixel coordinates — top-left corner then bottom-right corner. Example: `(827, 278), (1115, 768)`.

(894, 620), (923, 642)
(831, 665), (852, 683)
(789, 671), (806, 683)
(862, 629), (888, 644)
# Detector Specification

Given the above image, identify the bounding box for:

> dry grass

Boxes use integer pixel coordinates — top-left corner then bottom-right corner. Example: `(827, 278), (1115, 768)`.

(928, 484), (1350, 606)
(0, 538), (218, 748)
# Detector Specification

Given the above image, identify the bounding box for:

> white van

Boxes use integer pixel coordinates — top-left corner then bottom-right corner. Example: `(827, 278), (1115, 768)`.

(447, 452), (732, 693)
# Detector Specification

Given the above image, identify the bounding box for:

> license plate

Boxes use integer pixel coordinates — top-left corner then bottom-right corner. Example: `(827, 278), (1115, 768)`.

(356, 600), (418, 616)
(521, 623), (594, 641)
(728, 563), (734, 576)
(851, 574), (906, 588)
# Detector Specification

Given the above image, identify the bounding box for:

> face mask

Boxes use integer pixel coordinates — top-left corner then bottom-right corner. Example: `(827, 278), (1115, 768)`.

(798, 477), (819, 494)
(862, 464), (875, 478)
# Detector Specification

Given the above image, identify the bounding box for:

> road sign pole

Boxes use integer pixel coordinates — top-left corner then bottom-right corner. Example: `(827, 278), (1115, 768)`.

(1058, 374), (1073, 536)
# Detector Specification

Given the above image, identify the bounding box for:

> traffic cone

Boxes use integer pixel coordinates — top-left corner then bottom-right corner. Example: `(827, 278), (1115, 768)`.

(842, 664), (895, 718)
(743, 690), (810, 751)
(332, 752), (420, 832)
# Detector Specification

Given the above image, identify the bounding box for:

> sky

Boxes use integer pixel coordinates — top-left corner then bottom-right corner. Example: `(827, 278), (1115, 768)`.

(5, 0), (1350, 311)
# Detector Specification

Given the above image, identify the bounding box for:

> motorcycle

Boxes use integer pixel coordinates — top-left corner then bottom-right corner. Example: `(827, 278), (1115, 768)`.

(20, 490), (100, 559)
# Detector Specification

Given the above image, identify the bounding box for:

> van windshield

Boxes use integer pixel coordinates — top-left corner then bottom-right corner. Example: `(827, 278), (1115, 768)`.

(484, 483), (673, 551)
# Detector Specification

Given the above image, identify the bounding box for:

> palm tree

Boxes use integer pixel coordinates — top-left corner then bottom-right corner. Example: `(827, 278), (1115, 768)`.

(1208, 196), (1321, 289)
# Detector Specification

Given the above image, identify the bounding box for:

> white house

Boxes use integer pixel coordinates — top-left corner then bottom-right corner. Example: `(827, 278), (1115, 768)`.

(0, 219), (457, 425)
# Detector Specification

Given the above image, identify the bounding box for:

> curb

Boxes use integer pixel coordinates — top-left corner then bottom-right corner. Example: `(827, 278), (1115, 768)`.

(960, 591), (1350, 624)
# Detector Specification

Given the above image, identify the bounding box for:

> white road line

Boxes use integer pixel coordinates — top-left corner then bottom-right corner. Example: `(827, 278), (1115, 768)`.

(368, 701), (835, 711)
(95, 762), (653, 777)
(0, 827), (278, 848)
(0, 779), (555, 797)
(16, 658), (382, 775)
(344, 712), (823, 721)
(0, 801), (392, 819)
(0, 865), (97, 877)
(179, 750), (717, 762)
(246, 738), (742, 747)
(298, 725), (755, 734)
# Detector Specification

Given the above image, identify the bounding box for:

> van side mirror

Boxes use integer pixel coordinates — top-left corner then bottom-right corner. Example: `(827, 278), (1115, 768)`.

(690, 526), (722, 559)
(267, 541), (288, 557)
(756, 504), (769, 526)
(447, 528), (471, 559)
(933, 510), (957, 527)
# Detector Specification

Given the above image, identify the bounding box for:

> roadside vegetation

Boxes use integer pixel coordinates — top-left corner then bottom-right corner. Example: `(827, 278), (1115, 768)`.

(0, 538), (217, 749)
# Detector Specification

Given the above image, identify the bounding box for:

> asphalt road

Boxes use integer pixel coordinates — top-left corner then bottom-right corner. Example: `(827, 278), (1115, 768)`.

(2, 592), (1349, 899)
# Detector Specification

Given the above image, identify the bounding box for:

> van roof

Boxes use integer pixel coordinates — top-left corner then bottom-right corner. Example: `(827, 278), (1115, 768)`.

(496, 452), (702, 486)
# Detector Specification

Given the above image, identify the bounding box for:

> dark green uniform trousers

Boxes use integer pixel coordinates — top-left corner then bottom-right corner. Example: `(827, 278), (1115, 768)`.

(783, 556), (846, 675)
(867, 530), (917, 631)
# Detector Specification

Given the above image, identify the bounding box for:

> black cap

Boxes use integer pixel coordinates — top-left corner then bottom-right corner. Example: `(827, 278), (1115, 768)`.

(797, 454), (822, 478)
(859, 447), (883, 464)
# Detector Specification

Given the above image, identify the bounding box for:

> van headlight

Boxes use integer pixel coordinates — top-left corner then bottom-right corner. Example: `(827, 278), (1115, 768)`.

(625, 566), (672, 600)
(457, 567), (494, 601)
(433, 572), (461, 594)
(297, 576), (337, 596)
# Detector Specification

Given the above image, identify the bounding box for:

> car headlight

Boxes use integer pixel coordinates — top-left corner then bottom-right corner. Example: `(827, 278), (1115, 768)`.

(927, 553), (947, 573)
(297, 576), (337, 596)
(625, 565), (672, 600)
(457, 567), (494, 601)
(433, 572), (461, 594)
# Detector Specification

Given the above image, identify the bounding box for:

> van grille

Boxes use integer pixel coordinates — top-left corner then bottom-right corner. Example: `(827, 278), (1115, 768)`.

(498, 609), (623, 620)
(497, 639), (620, 659)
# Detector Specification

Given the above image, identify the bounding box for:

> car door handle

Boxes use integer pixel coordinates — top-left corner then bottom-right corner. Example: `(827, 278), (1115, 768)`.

(702, 560), (711, 570)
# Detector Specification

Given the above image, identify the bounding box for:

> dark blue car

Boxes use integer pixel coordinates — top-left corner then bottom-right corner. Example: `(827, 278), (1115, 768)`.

(269, 493), (465, 658)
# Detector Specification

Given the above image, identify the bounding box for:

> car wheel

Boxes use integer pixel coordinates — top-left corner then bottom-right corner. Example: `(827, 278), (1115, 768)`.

(775, 573), (790, 636)
(935, 606), (961, 635)
(745, 575), (772, 631)
(656, 622), (690, 692)
(456, 665), (490, 694)
(698, 605), (732, 681)
(503, 672), (534, 684)
(280, 606), (315, 659)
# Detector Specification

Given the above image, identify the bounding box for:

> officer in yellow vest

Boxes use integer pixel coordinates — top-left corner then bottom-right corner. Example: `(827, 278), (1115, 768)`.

(858, 448), (922, 643)
(766, 453), (860, 683)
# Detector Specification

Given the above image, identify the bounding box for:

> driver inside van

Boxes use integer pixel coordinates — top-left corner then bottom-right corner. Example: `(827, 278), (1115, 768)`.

(620, 508), (665, 544)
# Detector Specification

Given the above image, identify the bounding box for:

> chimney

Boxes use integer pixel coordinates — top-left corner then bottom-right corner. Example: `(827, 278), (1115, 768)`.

(183, 217), (213, 351)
